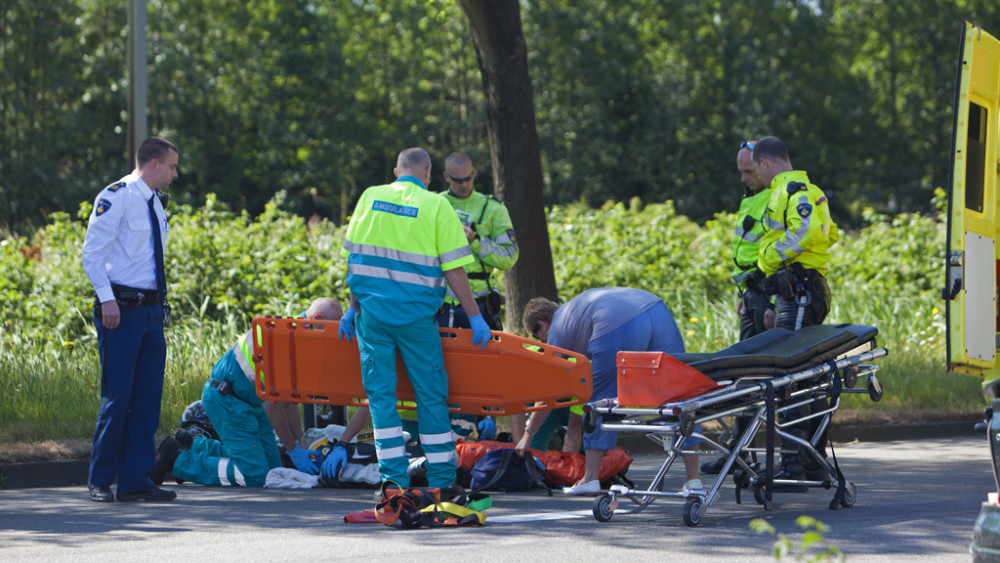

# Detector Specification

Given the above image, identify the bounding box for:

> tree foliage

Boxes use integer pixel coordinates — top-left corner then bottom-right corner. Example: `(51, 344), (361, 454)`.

(3, 0), (1000, 233)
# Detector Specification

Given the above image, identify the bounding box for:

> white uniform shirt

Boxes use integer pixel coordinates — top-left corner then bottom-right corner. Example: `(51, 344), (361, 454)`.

(81, 172), (168, 303)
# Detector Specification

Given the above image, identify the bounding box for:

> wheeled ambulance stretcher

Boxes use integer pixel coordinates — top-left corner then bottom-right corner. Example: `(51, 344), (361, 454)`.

(587, 323), (887, 526)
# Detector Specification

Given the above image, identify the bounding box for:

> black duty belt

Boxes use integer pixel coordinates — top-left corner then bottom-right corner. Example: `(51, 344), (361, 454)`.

(441, 296), (491, 308)
(112, 285), (160, 306)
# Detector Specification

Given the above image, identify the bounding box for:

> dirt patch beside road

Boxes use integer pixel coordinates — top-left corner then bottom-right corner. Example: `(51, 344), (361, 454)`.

(0, 439), (91, 464)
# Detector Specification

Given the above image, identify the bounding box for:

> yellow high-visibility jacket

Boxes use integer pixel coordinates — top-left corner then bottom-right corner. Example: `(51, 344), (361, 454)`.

(758, 170), (839, 276)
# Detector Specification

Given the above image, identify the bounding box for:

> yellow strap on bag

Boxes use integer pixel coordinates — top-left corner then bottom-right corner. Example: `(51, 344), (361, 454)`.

(421, 501), (488, 526)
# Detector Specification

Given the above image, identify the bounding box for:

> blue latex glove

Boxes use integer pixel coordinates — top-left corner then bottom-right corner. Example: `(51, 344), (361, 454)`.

(477, 417), (497, 441)
(339, 307), (357, 341)
(288, 446), (319, 474)
(469, 313), (491, 350)
(321, 445), (348, 479)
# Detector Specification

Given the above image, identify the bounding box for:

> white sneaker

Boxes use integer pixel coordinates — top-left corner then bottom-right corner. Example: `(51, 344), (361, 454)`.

(563, 479), (601, 495)
(683, 479), (705, 495)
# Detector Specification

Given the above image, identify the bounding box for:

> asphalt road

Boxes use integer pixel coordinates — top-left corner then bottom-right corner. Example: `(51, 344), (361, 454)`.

(0, 434), (990, 562)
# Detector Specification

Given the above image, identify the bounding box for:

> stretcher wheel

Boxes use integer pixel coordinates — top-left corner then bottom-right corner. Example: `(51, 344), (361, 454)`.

(680, 414), (696, 437)
(682, 497), (703, 527)
(593, 494), (616, 522)
(867, 376), (883, 402)
(583, 414), (597, 434)
(752, 484), (767, 506)
(839, 482), (857, 508)
(842, 365), (859, 388)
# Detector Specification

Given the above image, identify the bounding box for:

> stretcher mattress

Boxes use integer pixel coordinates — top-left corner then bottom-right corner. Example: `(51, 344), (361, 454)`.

(670, 323), (878, 381)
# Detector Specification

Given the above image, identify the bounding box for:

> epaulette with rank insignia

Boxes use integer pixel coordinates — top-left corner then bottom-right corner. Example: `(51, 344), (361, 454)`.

(106, 181), (126, 192)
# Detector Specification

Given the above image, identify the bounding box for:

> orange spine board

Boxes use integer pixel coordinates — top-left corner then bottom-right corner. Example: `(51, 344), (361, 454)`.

(251, 316), (592, 416)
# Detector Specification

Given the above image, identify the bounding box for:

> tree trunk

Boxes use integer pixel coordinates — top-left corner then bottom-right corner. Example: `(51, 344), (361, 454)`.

(458, 0), (557, 334)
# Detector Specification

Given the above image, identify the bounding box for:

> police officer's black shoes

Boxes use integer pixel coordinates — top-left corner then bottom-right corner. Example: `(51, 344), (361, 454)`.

(804, 463), (829, 481)
(116, 486), (177, 502)
(88, 484), (114, 503)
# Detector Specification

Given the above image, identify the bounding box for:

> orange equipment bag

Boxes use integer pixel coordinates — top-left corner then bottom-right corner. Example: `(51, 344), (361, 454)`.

(616, 351), (718, 407)
(454, 440), (633, 487)
(251, 317), (592, 416)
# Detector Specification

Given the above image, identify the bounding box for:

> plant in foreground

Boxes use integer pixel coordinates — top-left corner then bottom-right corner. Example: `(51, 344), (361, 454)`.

(750, 515), (845, 562)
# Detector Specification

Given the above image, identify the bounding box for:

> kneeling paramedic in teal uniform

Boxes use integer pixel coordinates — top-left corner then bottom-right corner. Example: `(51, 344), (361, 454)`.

(154, 298), (370, 487)
(339, 147), (492, 491)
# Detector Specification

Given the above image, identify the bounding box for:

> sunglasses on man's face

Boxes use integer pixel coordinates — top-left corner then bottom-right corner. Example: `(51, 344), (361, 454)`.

(447, 173), (474, 184)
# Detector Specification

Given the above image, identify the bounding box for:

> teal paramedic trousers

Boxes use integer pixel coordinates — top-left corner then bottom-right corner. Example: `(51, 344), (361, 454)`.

(357, 311), (456, 488)
(172, 383), (282, 486)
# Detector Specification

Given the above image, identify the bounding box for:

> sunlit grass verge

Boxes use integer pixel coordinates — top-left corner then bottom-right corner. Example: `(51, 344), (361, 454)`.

(0, 318), (234, 443)
(0, 292), (983, 444)
(0, 334), (99, 441)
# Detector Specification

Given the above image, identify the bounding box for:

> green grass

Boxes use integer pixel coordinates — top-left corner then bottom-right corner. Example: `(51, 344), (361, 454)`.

(0, 320), (230, 442)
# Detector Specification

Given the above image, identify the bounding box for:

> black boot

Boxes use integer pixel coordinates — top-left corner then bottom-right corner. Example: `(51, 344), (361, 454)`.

(147, 436), (185, 486)
(772, 455), (808, 493)
(703, 415), (750, 475)
(804, 455), (829, 481)
(700, 456), (731, 475)
(772, 427), (809, 493)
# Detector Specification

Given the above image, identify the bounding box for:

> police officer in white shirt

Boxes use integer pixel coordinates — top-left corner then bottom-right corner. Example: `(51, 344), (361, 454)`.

(81, 136), (179, 503)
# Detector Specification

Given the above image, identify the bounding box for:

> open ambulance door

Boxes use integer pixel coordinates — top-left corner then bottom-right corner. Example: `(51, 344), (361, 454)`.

(945, 22), (1000, 378)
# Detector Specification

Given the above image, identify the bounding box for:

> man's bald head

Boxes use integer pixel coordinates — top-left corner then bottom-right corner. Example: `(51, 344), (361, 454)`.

(737, 141), (764, 194)
(305, 297), (343, 321)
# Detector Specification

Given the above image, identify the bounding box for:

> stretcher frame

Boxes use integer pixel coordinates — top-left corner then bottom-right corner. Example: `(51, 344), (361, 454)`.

(250, 316), (593, 416)
(585, 324), (888, 527)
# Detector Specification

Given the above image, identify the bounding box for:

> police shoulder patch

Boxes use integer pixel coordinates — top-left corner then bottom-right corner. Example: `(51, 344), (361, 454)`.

(797, 203), (813, 218)
(105, 181), (126, 193)
(95, 199), (113, 216)
(506, 229), (516, 244)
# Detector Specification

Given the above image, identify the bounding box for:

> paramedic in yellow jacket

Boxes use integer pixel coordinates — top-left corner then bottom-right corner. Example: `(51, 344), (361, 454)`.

(701, 140), (777, 477)
(437, 152), (519, 331)
(434, 152), (520, 443)
(733, 140), (775, 340)
(753, 135), (838, 489)
(339, 147), (492, 490)
(754, 136), (838, 331)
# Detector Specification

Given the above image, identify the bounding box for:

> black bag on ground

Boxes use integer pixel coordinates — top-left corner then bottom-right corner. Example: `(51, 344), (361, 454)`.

(468, 448), (551, 495)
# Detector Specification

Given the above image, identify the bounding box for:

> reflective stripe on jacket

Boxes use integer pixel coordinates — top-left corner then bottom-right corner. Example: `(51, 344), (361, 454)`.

(757, 170), (839, 276)
(342, 178), (474, 325)
(732, 187), (771, 291)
